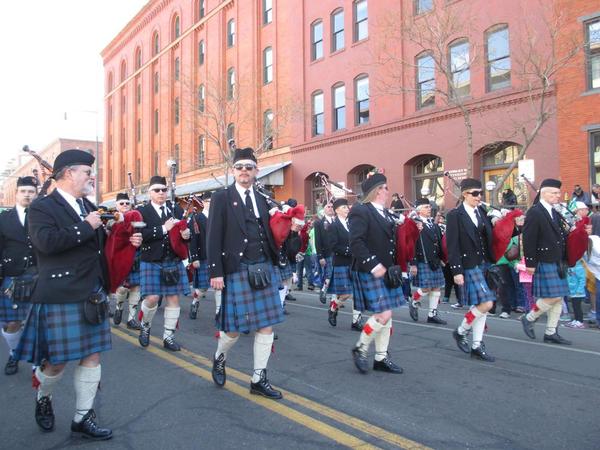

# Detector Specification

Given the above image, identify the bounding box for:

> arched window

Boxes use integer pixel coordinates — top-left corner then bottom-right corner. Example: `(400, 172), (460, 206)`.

(227, 68), (235, 99)
(174, 57), (180, 81)
(311, 20), (323, 61)
(412, 156), (444, 209)
(354, 74), (369, 125)
(198, 0), (205, 20)
(332, 82), (345, 131)
(263, 109), (274, 149)
(120, 60), (127, 82)
(152, 31), (160, 56)
(481, 142), (526, 205)
(312, 90), (324, 136)
(263, 47), (273, 84)
(135, 47), (142, 70)
(227, 19), (235, 47)
(414, 0), (433, 15)
(173, 15), (180, 40)
(448, 39), (470, 98)
(331, 8), (344, 52)
(348, 164), (375, 196)
(226, 123), (235, 142)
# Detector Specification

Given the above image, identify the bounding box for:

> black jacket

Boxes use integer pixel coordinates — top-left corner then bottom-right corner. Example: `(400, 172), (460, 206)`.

(522, 202), (567, 268)
(314, 216), (334, 259)
(329, 217), (352, 266)
(138, 202), (185, 262)
(279, 231), (301, 266)
(412, 220), (443, 267)
(189, 212), (208, 262)
(446, 203), (494, 276)
(0, 208), (36, 278)
(28, 190), (107, 304)
(348, 203), (396, 273)
(207, 185), (278, 278)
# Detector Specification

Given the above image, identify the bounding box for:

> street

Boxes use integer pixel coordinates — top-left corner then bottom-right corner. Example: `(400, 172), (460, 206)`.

(1, 290), (599, 450)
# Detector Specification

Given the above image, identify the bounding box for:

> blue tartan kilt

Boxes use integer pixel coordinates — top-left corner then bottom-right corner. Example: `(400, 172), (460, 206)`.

(15, 302), (112, 366)
(324, 256), (334, 280)
(193, 260), (210, 290)
(463, 265), (496, 306)
(278, 263), (293, 285)
(140, 260), (190, 297)
(533, 262), (569, 298)
(125, 268), (141, 287)
(329, 265), (353, 295)
(413, 262), (445, 289)
(219, 264), (284, 333)
(351, 271), (406, 313)
(0, 277), (31, 323)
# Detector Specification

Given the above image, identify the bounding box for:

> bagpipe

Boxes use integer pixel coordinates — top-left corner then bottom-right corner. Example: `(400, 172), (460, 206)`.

(23, 145), (54, 197)
(386, 196), (420, 272)
(165, 159), (197, 261)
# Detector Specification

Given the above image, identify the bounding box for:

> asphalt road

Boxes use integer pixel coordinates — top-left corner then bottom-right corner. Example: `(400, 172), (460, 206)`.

(1, 289), (599, 450)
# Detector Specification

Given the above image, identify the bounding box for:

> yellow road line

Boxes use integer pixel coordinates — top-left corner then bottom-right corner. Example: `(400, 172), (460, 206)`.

(112, 328), (378, 449)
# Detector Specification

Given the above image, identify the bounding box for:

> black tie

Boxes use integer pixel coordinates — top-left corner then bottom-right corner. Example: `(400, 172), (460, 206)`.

(474, 208), (482, 228)
(160, 205), (167, 223)
(245, 190), (255, 216)
(76, 198), (87, 219)
(551, 209), (562, 228)
(23, 208), (28, 227)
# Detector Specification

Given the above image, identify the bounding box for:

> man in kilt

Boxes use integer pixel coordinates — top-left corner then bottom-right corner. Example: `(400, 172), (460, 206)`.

(327, 198), (363, 331)
(447, 178), (496, 362)
(349, 173), (405, 374)
(208, 147), (284, 399)
(408, 198), (447, 325)
(188, 200), (209, 320)
(277, 226), (302, 315)
(0, 176), (37, 375)
(521, 178), (577, 345)
(15, 150), (142, 438)
(111, 193), (142, 329)
(137, 175), (191, 351)
(314, 203), (335, 304)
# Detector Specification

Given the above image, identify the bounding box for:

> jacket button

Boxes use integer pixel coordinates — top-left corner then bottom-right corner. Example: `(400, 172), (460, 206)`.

(51, 274), (56, 278)
(239, 252), (243, 256)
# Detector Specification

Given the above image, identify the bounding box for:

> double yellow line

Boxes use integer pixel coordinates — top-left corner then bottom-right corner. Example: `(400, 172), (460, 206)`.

(112, 328), (430, 450)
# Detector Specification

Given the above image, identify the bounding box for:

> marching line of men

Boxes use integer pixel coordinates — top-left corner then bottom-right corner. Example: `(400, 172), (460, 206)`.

(2, 147), (588, 440)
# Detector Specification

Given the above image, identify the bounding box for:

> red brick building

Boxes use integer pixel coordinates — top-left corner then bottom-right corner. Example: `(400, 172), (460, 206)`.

(102, 0), (567, 211)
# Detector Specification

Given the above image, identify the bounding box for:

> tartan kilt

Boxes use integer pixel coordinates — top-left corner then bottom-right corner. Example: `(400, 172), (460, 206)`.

(323, 256), (334, 280)
(463, 265), (496, 306)
(329, 265), (353, 296)
(351, 271), (406, 313)
(413, 262), (445, 289)
(219, 264), (284, 333)
(278, 263), (293, 284)
(533, 262), (569, 298)
(125, 268), (141, 287)
(15, 302), (111, 366)
(140, 260), (190, 297)
(0, 277), (31, 323)
(193, 260), (210, 290)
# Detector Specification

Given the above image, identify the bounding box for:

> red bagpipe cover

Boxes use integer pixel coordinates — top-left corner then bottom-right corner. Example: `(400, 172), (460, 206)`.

(491, 209), (524, 262)
(270, 205), (306, 249)
(299, 222), (310, 253)
(105, 210), (143, 293)
(168, 220), (190, 261)
(567, 216), (590, 267)
(395, 217), (420, 272)
(441, 234), (448, 263)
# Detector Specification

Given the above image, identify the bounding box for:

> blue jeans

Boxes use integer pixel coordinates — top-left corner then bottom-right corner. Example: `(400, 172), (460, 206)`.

(595, 288), (600, 323)
(296, 256), (316, 289)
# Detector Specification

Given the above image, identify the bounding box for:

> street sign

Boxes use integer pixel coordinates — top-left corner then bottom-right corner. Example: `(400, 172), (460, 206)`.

(518, 159), (534, 183)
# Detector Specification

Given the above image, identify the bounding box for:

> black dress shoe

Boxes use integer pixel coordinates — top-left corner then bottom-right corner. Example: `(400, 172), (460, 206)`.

(328, 308), (338, 327)
(189, 302), (199, 320)
(408, 301), (419, 322)
(452, 328), (470, 353)
(71, 409), (112, 440)
(373, 356), (403, 374)
(139, 324), (150, 347)
(285, 293), (296, 301)
(35, 396), (55, 432)
(427, 312), (447, 325)
(250, 370), (283, 400)
(307, 285), (315, 291)
(113, 307), (123, 325)
(212, 353), (226, 387)
(543, 332), (572, 345)
(163, 335), (181, 351)
(4, 354), (18, 375)
(470, 343), (495, 362)
(319, 290), (327, 304)
(521, 315), (536, 339)
(126, 319), (141, 330)
(351, 319), (363, 332)
(351, 345), (369, 374)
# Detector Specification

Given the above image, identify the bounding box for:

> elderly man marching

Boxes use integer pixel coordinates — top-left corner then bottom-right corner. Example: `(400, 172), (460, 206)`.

(350, 173), (405, 374)
(208, 147), (284, 399)
(408, 198), (447, 325)
(137, 176), (191, 351)
(15, 150), (142, 438)
(0, 176), (38, 375)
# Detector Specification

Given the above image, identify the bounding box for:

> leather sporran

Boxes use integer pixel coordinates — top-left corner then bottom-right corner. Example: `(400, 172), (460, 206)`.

(557, 260), (568, 279)
(160, 266), (180, 286)
(247, 262), (272, 290)
(83, 290), (109, 325)
(484, 265), (503, 291)
(384, 265), (403, 289)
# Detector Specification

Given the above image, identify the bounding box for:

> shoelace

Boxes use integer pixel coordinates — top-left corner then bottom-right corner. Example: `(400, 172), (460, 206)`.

(39, 397), (52, 414)
(215, 355), (225, 371)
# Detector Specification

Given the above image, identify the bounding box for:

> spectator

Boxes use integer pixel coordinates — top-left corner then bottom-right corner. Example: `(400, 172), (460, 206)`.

(502, 185), (518, 208)
(591, 184), (600, 209)
(515, 255), (534, 311)
(572, 184), (592, 206)
(565, 260), (586, 328)
(390, 193), (402, 211)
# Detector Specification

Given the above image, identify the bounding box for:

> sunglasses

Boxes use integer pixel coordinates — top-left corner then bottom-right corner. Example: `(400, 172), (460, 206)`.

(117, 201), (131, 206)
(152, 188), (168, 193)
(233, 163), (256, 171)
(466, 190), (483, 197)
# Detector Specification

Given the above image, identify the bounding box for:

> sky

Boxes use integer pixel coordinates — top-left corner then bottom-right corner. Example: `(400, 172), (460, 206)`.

(0, 0), (148, 168)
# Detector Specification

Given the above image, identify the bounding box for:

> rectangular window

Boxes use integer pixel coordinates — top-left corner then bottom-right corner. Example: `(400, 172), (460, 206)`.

(417, 53), (435, 108)
(136, 83), (141, 104)
(137, 119), (141, 142)
(174, 57), (180, 81)
(174, 97), (180, 125)
(199, 0), (205, 19)
(263, 0), (273, 25)
(332, 10), (344, 52)
(586, 19), (600, 90)
(122, 95), (126, 113)
(354, 0), (368, 42)
(198, 41), (205, 65)
(197, 135), (206, 167)
(486, 26), (511, 92)
(154, 72), (159, 93)
(312, 92), (324, 136)
(263, 110), (274, 150)
(449, 40), (470, 98)
(414, 0), (433, 15)
(227, 69), (235, 100)
(312, 21), (323, 61)
(592, 131), (600, 184)
(263, 47), (273, 84)
(154, 109), (159, 134)
(198, 85), (205, 112)
(333, 84), (346, 130)
(355, 76), (369, 125)
(227, 20), (235, 47)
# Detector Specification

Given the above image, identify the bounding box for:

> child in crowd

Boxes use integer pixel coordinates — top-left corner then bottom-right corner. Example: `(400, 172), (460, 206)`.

(515, 256), (534, 311)
(565, 260), (586, 328)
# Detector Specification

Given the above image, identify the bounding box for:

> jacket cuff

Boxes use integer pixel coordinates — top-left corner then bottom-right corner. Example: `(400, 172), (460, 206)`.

(363, 255), (379, 272)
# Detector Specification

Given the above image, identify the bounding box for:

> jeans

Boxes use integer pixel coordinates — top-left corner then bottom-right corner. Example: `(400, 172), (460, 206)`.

(296, 256), (315, 289)
(497, 265), (517, 313)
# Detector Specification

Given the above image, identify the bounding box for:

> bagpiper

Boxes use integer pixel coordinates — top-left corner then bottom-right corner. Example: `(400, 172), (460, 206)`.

(314, 203), (335, 304)
(188, 199), (209, 320)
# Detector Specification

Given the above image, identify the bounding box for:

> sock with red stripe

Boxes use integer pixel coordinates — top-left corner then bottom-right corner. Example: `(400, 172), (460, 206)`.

(374, 320), (392, 361)
(526, 299), (553, 322)
(356, 317), (383, 351)
(457, 306), (483, 335)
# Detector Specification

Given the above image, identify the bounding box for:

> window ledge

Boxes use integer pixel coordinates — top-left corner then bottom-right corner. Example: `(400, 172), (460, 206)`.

(330, 48), (346, 57)
(310, 57), (324, 65)
(351, 37), (368, 48)
(581, 88), (600, 97)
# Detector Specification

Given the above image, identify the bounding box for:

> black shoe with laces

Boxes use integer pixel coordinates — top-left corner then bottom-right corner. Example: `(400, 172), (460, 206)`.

(4, 354), (18, 375)
(470, 343), (496, 362)
(163, 334), (181, 351)
(427, 311), (447, 325)
(319, 290), (327, 304)
(35, 396), (55, 432)
(452, 328), (470, 353)
(373, 355), (403, 374)
(250, 370), (283, 399)
(351, 318), (363, 332)
(71, 409), (112, 440)
(212, 353), (226, 387)
(113, 306), (123, 325)
(521, 315), (536, 339)
(351, 345), (369, 374)
(189, 301), (199, 320)
(543, 332), (572, 345)
(328, 308), (338, 327)
(126, 319), (141, 330)
(139, 324), (150, 347)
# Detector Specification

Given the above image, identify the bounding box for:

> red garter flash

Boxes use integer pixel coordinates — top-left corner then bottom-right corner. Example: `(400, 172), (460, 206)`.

(32, 372), (41, 390)
(532, 304), (540, 313)
(214, 331), (220, 339)
(465, 310), (476, 324)
(329, 300), (338, 311)
(363, 323), (374, 335)
(138, 310), (144, 322)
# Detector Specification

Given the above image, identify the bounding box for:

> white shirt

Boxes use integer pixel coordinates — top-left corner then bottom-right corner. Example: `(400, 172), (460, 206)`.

(235, 183), (259, 218)
(16, 205), (27, 227)
(338, 216), (349, 231)
(56, 188), (85, 221)
(370, 202), (386, 218)
(151, 201), (170, 234)
(539, 199), (554, 218)
(324, 215), (334, 224)
(462, 202), (479, 226)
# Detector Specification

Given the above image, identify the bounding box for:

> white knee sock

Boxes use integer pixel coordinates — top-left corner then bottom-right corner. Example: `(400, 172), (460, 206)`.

(163, 307), (180, 339)
(2, 327), (23, 354)
(278, 287), (286, 307)
(526, 299), (553, 322)
(471, 313), (487, 349)
(215, 332), (239, 360)
(214, 290), (222, 314)
(140, 300), (158, 326)
(115, 286), (128, 308)
(457, 307), (483, 335)
(374, 320), (392, 361)
(252, 332), (274, 383)
(545, 301), (563, 335)
(428, 291), (441, 317)
(127, 289), (141, 322)
(352, 308), (361, 323)
(356, 317), (383, 351)
(35, 366), (64, 400)
(73, 365), (101, 423)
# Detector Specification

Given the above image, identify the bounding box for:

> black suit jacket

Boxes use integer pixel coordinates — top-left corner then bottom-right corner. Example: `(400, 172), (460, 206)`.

(412, 220), (443, 266)
(207, 185), (278, 278)
(138, 202), (184, 262)
(28, 190), (107, 304)
(0, 208), (36, 277)
(522, 202), (567, 268)
(329, 218), (352, 266)
(348, 203), (396, 273)
(189, 212), (208, 261)
(446, 203), (494, 276)
(314, 217), (334, 259)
